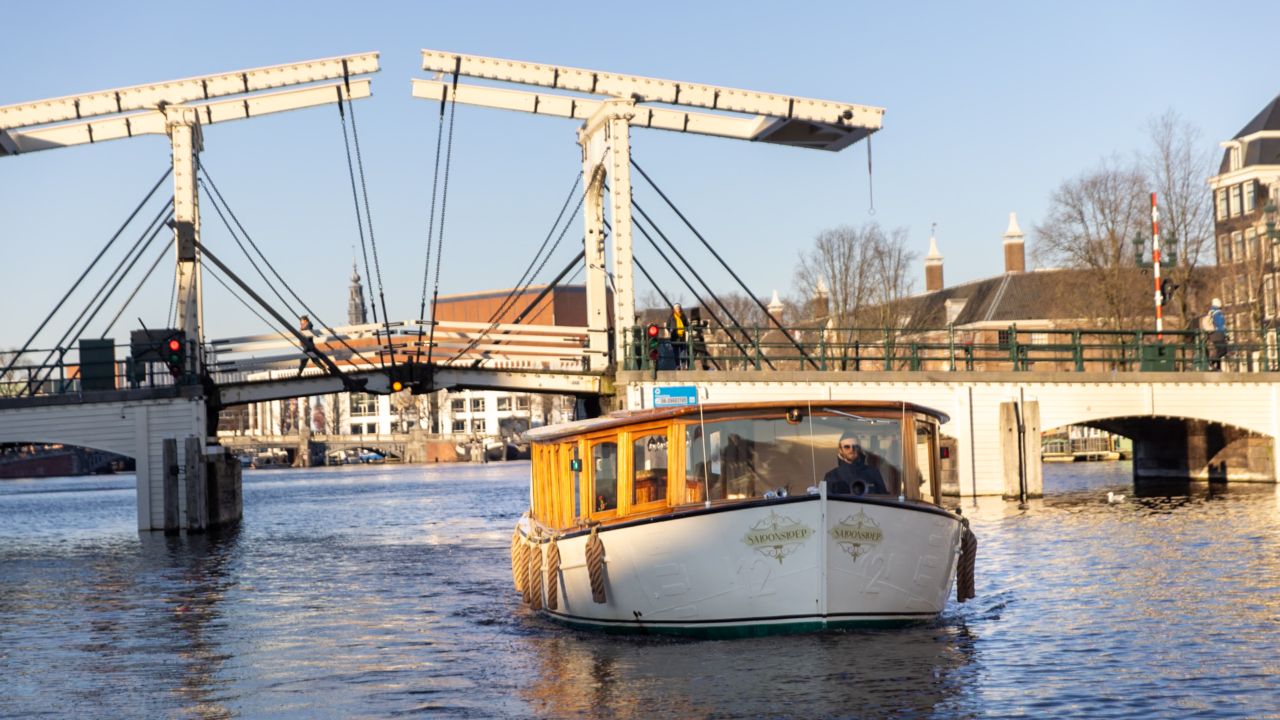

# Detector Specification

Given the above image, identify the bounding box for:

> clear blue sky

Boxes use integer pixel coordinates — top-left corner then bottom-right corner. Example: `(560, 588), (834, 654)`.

(1, 0), (1272, 350)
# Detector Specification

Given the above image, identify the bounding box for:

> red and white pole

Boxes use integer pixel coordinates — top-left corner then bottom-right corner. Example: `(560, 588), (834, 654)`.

(1151, 192), (1163, 340)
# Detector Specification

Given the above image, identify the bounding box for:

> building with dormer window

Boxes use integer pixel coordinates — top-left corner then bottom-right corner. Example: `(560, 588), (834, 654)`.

(1209, 94), (1280, 332)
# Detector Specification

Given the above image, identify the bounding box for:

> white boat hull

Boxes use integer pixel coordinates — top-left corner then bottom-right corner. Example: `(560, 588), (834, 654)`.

(516, 495), (964, 637)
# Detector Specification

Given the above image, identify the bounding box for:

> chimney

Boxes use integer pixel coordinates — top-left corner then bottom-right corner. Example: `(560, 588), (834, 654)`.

(1003, 212), (1025, 274)
(924, 233), (944, 292)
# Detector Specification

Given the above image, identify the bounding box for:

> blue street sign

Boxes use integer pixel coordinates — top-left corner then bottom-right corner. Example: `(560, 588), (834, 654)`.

(653, 385), (699, 408)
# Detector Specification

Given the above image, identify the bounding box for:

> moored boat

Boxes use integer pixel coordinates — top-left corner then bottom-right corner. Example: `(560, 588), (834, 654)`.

(511, 400), (977, 637)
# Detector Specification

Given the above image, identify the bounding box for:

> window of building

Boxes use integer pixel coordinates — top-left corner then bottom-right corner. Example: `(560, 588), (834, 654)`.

(471, 419), (486, 433)
(632, 433), (669, 505)
(1234, 232), (1246, 263)
(1230, 185), (1242, 217)
(1219, 234), (1232, 264)
(1265, 276), (1276, 319)
(997, 330), (1011, 350)
(451, 398), (465, 412)
(452, 420), (467, 433)
(350, 423), (364, 435)
(1230, 145), (1242, 172)
(1245, 181), (1256, 213)
(1247, 229), (1259, 264)
(350, 393), (378, 416)
(496, 397), (512, 412)
(471, 398), (485, 412)
(515, 396), (530, 411)
(1217, 188), (1229, 220)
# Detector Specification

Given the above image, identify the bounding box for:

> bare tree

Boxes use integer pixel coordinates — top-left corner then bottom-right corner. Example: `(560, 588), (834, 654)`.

(787, 224), (918, 368)
(392, 389), (416, 433)
(1144, 109), (1216, 328)
(711, 292), (767, 330)
(794, 223), (917, 354)
(0, 351), (32, 398)
(1033, 157), (1151, 327)
(320, 394), (347, 436)
(865, 226), (918, 329)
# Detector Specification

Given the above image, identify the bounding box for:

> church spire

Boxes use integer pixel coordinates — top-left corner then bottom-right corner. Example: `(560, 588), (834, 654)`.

(925, 224), (944, 292)
(348, 259), (368, 325)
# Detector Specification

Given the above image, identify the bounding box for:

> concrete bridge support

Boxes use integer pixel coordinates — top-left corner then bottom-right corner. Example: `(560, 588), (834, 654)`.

(1095, 417), (1275, 483)
(0, 390), (240, 531)
(1000, 400), (1043, 499)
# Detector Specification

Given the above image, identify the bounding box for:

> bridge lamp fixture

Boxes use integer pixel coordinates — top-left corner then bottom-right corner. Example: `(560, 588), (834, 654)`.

(1264, 199), (1280, 244)
(1133, 232), (1176, 268)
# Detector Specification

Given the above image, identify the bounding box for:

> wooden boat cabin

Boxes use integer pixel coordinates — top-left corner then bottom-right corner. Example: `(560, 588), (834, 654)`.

(526, 401), (948, 532)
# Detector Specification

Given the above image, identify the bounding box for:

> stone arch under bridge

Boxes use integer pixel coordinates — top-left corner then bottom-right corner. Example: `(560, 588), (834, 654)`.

(0, 393), (210, 530)
(1047, 416), (1274, 484)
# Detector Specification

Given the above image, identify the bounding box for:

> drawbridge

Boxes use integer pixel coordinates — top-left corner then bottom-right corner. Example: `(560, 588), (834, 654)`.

(0, 48), (879, 530)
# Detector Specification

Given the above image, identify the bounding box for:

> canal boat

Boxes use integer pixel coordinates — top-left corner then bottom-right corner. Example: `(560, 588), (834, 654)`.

(511, 400), (976, 637)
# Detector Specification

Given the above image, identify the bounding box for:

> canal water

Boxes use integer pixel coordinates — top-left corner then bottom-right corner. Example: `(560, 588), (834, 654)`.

(2, 461), (1278, 719)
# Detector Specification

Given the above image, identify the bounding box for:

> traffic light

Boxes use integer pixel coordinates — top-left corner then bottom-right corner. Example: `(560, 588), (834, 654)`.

(163, 334), (185, 377)
(646, 323), (661, 362)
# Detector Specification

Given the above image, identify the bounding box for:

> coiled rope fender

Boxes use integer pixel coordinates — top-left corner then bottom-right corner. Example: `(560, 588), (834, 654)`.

(526, 532), (544, 611)
(956, 517), (977, 603)
(585, 525), (607, 604)
(545, 538), (561, 611)
(510, 526), (526, 595)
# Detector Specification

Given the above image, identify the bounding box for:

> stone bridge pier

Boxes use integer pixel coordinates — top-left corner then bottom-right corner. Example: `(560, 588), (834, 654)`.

(1093, 417), (1275, 484)
(0, 389), (241, 532)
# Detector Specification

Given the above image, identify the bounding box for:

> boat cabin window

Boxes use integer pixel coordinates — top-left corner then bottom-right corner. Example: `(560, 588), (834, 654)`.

(915, 421), (938, 504)
(591, 441), (618, 513)
(682, 410), (908, 503)
(631, 433), (668, 506)
(569, 443), (582, 519)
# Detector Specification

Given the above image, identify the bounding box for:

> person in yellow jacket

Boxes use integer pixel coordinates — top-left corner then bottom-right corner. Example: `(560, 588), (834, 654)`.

(665, 303), (689, 369)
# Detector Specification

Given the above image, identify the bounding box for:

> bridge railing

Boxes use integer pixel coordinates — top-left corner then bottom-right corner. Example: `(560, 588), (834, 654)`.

(1, 342), (196, 400)
(205, 319), (592, 383)
(624, 324), (1280, 373)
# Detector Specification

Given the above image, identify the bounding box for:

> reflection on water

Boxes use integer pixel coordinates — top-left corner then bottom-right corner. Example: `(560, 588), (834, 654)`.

(2, 461), (1279, 718)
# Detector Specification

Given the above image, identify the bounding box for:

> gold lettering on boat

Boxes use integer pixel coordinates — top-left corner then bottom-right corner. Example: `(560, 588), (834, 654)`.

(742, 510), (814, 564)
(830, 509), (884, 561)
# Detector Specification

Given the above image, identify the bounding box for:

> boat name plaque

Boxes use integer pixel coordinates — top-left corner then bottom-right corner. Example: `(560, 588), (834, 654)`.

(830, 509), (884, 561)
(742, 510), (814, 564)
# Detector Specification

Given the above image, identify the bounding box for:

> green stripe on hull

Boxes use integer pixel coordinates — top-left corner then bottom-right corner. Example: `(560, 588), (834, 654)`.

(543, 613), (930, 639)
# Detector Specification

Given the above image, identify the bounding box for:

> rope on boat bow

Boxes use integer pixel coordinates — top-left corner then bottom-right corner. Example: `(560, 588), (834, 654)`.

(510, 525), (527, 596)
(956, 516), (977, 603)
(586, 526), (607, 605)
(545, 539), (561, 611)
(526, 531), (545, 611)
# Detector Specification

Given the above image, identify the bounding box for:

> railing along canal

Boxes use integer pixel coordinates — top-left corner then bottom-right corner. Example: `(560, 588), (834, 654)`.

(624, 324), (1280, 374)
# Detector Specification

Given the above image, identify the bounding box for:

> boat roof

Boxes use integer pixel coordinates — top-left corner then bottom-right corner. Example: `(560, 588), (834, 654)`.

(525, 399), (949, 443)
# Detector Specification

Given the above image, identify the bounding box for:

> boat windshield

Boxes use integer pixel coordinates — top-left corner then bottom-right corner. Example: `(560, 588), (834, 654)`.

(683, 410), (906, 503)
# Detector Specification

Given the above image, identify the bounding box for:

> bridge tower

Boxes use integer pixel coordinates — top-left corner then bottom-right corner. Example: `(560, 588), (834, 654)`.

(0, 54), (379, 530)
(412, 50), (883, 372)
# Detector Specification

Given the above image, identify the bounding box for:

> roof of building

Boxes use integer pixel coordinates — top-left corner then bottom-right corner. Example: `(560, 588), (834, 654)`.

(1221, 94), (1280, 173)
(902, 269), (1092, 327)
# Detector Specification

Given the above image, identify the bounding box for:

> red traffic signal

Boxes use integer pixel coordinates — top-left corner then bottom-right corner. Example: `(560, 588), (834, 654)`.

(164, 334), (185, 376)
(646, 323), (660, 338)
